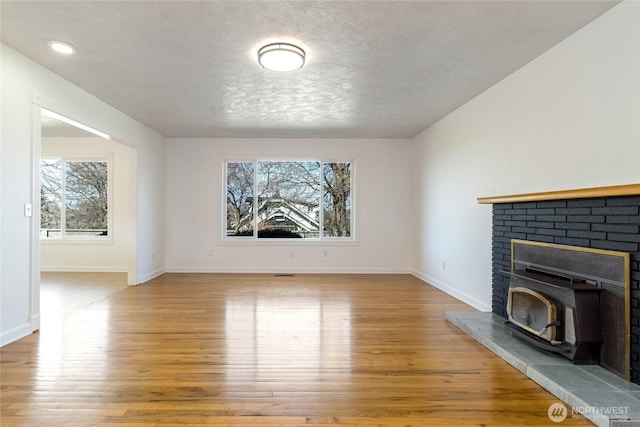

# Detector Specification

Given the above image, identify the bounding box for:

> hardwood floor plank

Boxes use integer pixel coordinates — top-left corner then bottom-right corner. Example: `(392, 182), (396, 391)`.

(1, 274), (592, 425)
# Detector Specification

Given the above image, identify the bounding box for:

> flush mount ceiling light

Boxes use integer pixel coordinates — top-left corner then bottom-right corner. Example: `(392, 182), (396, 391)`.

(48, 40), (76, 55)
(257, 43), (305, 72)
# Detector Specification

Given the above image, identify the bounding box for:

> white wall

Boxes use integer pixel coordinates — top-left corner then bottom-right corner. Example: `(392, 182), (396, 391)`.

(40, 137), (131, 272)
(411, 1), (640, 311)
(0, 45), (166, 345)
(165, 138), (413, 273)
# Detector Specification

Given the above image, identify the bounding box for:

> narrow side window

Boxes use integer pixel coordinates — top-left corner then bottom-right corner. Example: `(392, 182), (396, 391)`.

(323, 162), (351, 238)
(226, 162), (255, 237)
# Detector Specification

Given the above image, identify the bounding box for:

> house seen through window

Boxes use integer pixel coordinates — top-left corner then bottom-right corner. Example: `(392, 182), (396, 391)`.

(226, 160), (352, 239)
(40, 159), (109, 239)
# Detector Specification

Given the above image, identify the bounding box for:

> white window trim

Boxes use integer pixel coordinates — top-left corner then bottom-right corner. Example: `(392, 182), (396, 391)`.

(40, 155), (113, 244)
(220, 158), (356, 245)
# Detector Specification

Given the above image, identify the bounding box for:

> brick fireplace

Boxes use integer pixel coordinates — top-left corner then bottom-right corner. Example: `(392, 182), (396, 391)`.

(480, 185), (640, 385)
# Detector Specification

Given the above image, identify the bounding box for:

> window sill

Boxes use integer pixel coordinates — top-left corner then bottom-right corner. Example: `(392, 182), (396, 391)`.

(217, 239), (360, 247)
(41, 238), (113, 245)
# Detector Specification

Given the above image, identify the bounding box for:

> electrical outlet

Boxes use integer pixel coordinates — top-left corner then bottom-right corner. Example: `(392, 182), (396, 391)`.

(323, 250), (328, 258)
(442, 261), (446, 271)
(289, 250), (295, 258)
(207, 249), (213, 256)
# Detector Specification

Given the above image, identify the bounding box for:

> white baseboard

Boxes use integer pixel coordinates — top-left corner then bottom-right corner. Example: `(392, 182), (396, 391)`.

(1, 323), (33, 347)
(40, 266), (128, 273)
(411, 270), (491, 312)
(138, 268), (165, 284)
(165, 266), (412, 274)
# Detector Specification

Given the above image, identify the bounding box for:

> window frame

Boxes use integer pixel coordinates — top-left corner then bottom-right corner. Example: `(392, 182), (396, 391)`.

(40, 156), (112, 244)
(222, 158), (356, 244)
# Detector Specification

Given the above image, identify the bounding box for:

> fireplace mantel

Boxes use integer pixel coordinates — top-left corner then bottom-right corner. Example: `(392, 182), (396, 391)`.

(477, 183), (640, 204)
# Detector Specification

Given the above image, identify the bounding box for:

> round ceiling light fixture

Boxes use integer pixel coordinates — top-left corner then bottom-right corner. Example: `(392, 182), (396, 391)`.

(48, 40), (76, 55)
(257, 42), (305, 72)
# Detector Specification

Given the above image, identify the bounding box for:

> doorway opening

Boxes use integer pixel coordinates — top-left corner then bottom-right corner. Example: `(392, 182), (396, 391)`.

(33, 106), (138, 327)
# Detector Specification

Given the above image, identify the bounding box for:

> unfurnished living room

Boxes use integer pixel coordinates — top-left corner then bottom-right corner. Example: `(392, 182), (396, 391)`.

(1, 1), (639, 426)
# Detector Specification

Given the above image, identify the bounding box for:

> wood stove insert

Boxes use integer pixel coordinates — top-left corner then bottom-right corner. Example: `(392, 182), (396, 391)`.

(502, 239), (630, 379)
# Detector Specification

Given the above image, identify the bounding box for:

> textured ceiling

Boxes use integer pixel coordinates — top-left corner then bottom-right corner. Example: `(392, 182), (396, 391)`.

(1, 1), (620, 138)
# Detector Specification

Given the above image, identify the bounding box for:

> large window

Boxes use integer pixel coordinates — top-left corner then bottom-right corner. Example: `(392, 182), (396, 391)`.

(41, 159), (109, 239)
(225, 160), (352, 240)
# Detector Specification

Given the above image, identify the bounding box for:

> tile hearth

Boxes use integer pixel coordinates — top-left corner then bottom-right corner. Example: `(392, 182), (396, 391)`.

(446, 311), (640, 427)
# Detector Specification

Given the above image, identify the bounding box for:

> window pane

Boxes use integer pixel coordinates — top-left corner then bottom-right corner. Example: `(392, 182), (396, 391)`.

(40, 159), (62, 238)
(256, 161), (320, 239)
(226, 162), (255, 236)
(65, 161), (108, 237)
(323, 162), (351, 237)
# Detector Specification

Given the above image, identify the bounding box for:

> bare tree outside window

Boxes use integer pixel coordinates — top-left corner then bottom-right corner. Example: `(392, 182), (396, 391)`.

(323, 162), (351, 237)
(225, 160), (352, 239)
(41, 160), (62, 234)
(40, 159), (108, 239)
(226, 162), (254, 236)
(65, 161), (108, 235)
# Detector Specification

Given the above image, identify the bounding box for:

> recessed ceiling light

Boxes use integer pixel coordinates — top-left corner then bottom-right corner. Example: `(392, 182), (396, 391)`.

(257, 43), (305, 72)
(48, 40), (76, 55)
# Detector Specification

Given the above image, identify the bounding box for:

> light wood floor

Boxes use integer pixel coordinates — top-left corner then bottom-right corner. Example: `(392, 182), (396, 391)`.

(1, 274), (592, 426)
(40, 272), (128, 317)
